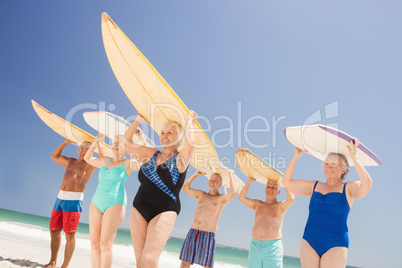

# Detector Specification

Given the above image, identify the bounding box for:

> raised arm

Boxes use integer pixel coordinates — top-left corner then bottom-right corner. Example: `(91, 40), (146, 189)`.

(177, 111), (197, 173)
(281, 186), (295, 211)
(346, 138), (373, 199)
(182, 171), (205, 199)
(222, 170), (238, 203)
(125, 114), (156, 159)
(238, 177), (259, 210)
(282, 147), (316, 197)
(84, 133), (109, 168)
(97, 135), (106, 158)
(51, 139), (75, 167)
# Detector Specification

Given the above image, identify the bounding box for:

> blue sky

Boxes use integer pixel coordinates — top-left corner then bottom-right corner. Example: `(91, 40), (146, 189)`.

(1, 1), (401, 267)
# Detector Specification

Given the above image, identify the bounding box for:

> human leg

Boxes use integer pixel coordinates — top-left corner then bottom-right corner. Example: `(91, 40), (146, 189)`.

(90, 202), (103, 268)
(300, 239), (320, 268)
(320, 247), (348, 268)
(248, 239), (263, 268)
(130, 207), (148, 267)
(46, 197), (63, 268)
(140, 211), (177, 268)
(260, 239), (283, 268)
(60, 232), (76, 268)
(45, 229), (62, 268)
(100, 204), (125, 268)
(180, 261), (191, 268)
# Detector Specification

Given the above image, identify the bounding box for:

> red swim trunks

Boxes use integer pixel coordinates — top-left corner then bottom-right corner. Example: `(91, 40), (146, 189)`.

(49, 190), (84, 233)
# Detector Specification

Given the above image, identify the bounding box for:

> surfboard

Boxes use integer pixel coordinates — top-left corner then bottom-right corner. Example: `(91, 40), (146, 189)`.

(83, 111), (155, 148)
(101, 13), (243, 189)
(31, 100), (113, 157)
(284, 125), (382, 166)
(235, 148), (284, 187)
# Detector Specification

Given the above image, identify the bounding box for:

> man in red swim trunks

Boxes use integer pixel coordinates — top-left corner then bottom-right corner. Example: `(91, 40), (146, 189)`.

(45, 139), (98, 268)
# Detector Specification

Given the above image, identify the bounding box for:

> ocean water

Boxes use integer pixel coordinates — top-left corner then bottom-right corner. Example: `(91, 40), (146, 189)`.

(0, 209), (357, 268)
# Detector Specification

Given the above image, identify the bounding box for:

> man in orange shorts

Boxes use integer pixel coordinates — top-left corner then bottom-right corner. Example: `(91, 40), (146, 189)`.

(45, 139), (98, 268)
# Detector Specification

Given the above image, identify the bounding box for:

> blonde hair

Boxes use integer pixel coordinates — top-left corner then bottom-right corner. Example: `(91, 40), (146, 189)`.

(324, 153), (350, 180)
(163, 121), (183, 134)
(115, 135), (125, 141)
(163, 121), (184, 145)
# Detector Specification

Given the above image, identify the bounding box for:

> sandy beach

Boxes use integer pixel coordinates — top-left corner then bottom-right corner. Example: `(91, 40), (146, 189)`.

(0, 236), (129, 268)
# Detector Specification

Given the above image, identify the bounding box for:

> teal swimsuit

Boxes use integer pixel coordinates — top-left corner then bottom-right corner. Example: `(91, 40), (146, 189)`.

(92, 159), (128, 213)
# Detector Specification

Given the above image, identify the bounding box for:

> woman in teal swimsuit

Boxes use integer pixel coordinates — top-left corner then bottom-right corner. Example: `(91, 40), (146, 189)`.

(84, 133), (141, 268)
(283, 138), (373, 268)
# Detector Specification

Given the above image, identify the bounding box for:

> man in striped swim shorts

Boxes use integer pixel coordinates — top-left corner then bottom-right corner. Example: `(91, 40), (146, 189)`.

(179, 170), (238, 268)
(45, 139), (99, 268)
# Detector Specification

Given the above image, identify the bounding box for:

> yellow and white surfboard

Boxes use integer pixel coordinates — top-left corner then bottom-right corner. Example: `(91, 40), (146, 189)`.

(32, 100), (113, 157)
(236, 148), (284, 187)
(101, 13), (243, 188)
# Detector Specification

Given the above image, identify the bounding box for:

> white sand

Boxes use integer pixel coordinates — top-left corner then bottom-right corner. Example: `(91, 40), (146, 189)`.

(0, 236), (129, 268)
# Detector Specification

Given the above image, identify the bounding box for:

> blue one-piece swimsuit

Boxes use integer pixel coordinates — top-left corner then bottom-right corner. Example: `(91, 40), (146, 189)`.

(303, 181), (350, 257)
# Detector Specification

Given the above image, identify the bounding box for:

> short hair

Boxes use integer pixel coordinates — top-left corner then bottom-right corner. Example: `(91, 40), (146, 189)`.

(163, 121), (184, 145)
(266, 180), (279, 189)
(210, 173), (223, 184)
(324, 153), (350, 180)
(80, 141), (92, 147)
(115, 135), (125, 142)
(163, 121), (183, 134)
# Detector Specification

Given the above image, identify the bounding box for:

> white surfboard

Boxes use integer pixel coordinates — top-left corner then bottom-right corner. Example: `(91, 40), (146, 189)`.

(31, 100), (113, 157)
(235, 148), (284, 187)
(101, 13), (243, 189)
(284, 125), (382, 166)
(83, 111), (155, 148)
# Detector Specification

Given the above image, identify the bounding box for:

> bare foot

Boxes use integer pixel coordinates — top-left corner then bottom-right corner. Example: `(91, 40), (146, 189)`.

(44, 261), (56, 268)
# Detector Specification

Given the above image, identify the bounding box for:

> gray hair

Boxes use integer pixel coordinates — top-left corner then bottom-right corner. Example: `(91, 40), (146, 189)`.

(211, 173), (223, 184)
(324, 153), (349, 180)
(266, 180), (279, 186)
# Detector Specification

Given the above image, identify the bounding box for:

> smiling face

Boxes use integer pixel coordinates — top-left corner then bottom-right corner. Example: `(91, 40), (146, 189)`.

(265, 180), (280, 197)
(160, 123), (181, 148)
(77, 142), (91, 157)
(208, 173), (223, 191)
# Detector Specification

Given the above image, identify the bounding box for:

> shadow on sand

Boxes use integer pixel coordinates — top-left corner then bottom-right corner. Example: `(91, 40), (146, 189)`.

(0, 256), (45, 267)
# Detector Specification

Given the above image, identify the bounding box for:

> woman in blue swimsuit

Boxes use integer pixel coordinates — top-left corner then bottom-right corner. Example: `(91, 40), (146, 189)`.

(283, 138), (373, 268)
(124, 111), (197, 267)
(84, 133), (140, 268)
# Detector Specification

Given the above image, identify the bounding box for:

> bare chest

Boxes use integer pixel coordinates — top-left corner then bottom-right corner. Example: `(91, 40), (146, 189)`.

(255, 202), (283, 220)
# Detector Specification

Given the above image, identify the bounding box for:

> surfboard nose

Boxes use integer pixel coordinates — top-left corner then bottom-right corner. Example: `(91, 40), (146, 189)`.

(101, 12), (110, 22)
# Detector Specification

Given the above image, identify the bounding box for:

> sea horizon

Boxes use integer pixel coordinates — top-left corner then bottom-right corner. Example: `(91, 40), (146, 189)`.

(0, 208), (360, 268)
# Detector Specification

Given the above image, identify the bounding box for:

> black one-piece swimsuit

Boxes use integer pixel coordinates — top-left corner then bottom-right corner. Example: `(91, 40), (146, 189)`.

(133, 151), (187, 222)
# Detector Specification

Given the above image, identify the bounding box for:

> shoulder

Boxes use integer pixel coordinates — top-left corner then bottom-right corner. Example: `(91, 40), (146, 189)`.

(198, 191), (209, 198)
(68, 157), (78, 162)
(254, 199), (265, 207)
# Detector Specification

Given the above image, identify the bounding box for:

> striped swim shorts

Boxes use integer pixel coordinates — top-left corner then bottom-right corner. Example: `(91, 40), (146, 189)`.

(179, 228), (216, 268)
(49, 190), (84, 233)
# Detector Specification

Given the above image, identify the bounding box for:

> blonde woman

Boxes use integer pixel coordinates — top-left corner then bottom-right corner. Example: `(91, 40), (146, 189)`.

(125, 111), (197, 268)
